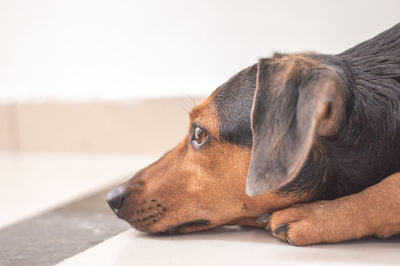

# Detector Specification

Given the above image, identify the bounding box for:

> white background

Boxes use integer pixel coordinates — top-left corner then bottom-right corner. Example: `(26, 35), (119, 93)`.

(1, 0), (399, 102)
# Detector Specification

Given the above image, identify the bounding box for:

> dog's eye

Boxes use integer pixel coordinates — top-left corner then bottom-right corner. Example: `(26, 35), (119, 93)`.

(191, 125), (209, 149)
(194, 126), (204, 141)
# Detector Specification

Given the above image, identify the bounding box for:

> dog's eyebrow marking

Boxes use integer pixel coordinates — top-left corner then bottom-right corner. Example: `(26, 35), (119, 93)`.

(189, 96), (213, 120)
(189, 107), (201, 120)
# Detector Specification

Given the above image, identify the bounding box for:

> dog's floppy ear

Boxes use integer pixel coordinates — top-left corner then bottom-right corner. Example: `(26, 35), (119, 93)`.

(246, 58), (344, 196)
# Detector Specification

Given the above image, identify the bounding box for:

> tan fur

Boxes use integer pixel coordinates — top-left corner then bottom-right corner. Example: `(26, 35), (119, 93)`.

(269, 172), (400, 245)
(119, 95), (305, 233)
(271, 54), (322, 83)
(118, 54), (400, 244)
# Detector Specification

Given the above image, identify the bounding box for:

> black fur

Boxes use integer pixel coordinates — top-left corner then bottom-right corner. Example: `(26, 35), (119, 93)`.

(248, 60), (346, 197)
(214, 64), (258, 147)
(159, 219), (211, 235)
(214, 23), (400, 201)
(305, 22), (400, 199)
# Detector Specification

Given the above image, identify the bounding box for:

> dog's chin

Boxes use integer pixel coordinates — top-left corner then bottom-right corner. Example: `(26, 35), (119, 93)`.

(148, 219), (213, 235)
(150, 217), (261, 234)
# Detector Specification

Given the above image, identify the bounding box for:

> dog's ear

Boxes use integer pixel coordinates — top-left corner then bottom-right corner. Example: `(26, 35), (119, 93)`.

(246, 58), (344, 196)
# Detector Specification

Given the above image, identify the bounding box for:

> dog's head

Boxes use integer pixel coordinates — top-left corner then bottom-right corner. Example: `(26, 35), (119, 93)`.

(107, 54), (346, 234)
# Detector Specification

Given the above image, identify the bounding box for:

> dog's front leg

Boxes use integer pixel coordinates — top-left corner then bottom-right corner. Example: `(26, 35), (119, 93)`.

(257, 172), (400, 246)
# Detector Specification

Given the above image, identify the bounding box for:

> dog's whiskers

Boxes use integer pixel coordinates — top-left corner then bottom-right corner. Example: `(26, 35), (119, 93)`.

(152, 208), (162, 218)
(174, 103), (190, 114)
(185, 93), (198, 109)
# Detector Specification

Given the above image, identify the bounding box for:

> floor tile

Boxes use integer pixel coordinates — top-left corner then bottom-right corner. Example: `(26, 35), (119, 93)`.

(57, 227), (400, 266)
(0, 190), (129, 266)
(0, 152), (156, 228)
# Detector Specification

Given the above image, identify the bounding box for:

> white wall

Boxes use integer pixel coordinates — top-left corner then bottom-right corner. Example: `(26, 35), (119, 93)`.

(0, 0), (399, 102)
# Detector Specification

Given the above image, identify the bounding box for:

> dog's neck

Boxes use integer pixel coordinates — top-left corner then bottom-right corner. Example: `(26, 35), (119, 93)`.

(296, 25), (400, 200)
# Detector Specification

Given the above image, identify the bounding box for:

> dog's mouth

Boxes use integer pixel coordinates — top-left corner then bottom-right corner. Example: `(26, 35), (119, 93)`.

(120, 199), (212, 234)
(118, 198), (168, 232)
(155, 219), (211, 235)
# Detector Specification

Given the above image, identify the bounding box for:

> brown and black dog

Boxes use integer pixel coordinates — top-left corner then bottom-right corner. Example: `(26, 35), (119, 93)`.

(107, 23), (400, 245)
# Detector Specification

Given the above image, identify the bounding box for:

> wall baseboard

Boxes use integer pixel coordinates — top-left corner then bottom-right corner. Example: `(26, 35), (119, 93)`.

(0, 97), (204, 154)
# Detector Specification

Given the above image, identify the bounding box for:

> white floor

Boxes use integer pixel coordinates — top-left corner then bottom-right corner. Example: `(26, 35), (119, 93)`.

(0, 152), (155, 229)
(57, 228), (400, 266)
(2, 152), (400, 265)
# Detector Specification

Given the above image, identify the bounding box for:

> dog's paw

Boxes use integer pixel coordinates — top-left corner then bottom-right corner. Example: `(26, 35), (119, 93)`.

(258, 200), (351, 246)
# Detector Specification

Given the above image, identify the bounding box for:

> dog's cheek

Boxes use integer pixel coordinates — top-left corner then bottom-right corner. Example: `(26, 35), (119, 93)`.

(192, 143), (253, 219)
(131, 139), (254, 232)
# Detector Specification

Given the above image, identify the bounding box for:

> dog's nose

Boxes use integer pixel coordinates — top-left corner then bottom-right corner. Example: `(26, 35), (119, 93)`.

(107, 186), (126, 214)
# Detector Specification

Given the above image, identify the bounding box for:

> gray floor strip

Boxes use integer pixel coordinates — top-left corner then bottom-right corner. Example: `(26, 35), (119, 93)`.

(0, 189), (129, 266)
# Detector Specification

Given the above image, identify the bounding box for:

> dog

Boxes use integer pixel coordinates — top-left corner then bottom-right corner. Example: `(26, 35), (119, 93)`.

(107, 23), (400, 246)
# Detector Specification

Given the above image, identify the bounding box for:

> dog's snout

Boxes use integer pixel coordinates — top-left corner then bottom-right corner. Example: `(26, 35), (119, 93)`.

(107, 179), (144, 216)
(107, 186), (126, 214)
